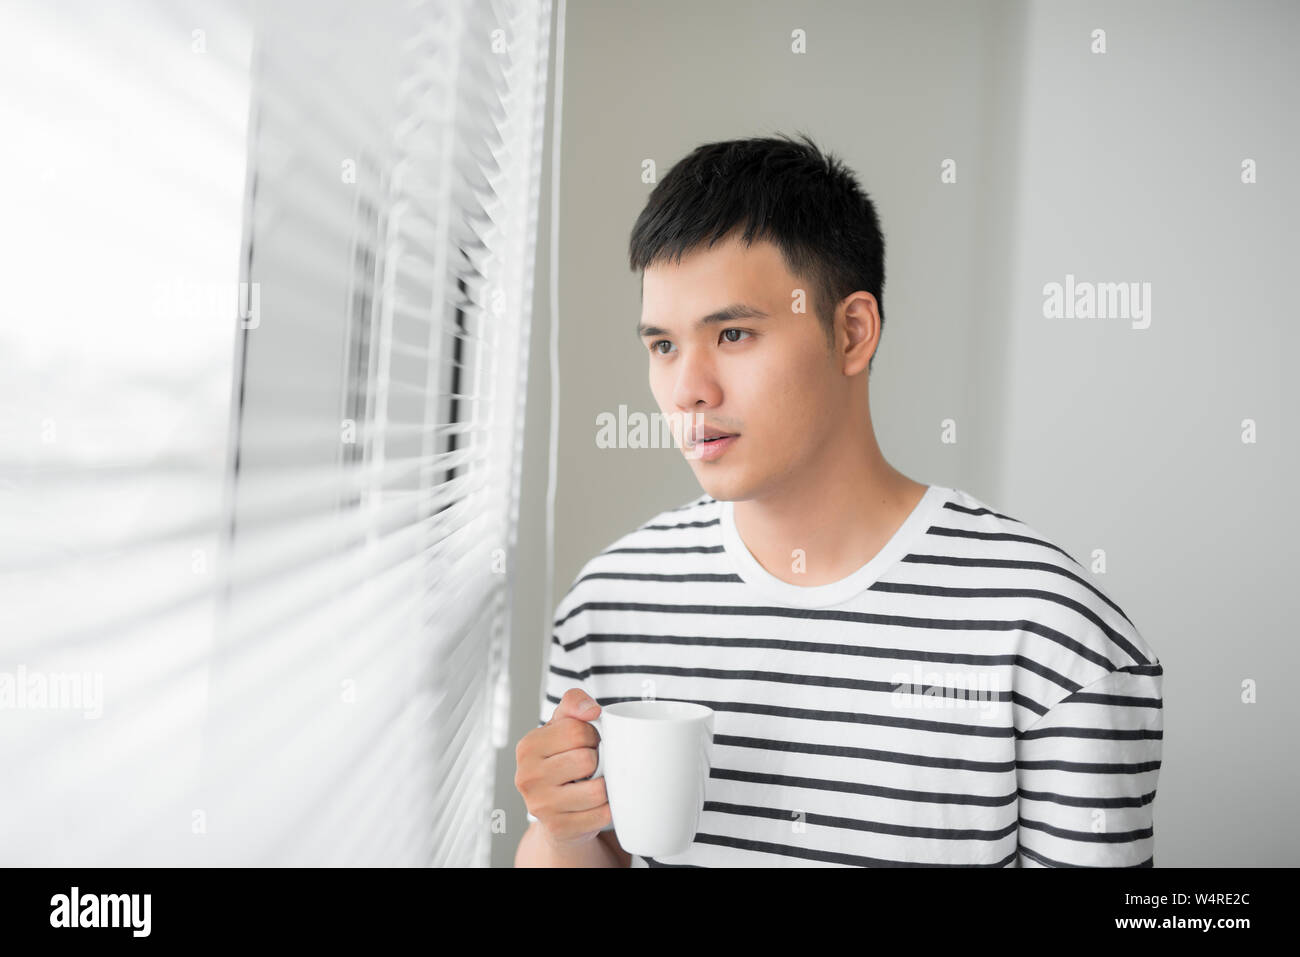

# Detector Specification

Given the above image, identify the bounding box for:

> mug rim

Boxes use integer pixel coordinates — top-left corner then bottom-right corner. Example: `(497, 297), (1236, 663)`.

(602, 699), (713, 722)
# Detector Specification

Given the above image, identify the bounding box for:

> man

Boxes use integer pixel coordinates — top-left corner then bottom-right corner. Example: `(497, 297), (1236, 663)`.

(514, 133), (1162, 867)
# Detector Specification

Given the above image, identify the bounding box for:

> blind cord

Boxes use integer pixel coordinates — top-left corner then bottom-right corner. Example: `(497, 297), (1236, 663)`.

(542, 0), (566, 722)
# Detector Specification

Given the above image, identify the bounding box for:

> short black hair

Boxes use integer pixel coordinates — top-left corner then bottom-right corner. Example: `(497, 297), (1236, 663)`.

(628, 131), (887, 374)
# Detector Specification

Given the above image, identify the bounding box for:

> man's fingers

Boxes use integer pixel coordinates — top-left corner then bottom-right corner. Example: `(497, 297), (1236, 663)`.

(546, 686), (602, 726)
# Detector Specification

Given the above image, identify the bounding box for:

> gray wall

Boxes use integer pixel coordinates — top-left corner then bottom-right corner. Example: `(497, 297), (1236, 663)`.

(493, 0), (1299, 867)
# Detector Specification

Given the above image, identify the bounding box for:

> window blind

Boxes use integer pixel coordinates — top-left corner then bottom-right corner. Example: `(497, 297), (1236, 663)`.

(0, 0), (552, 867)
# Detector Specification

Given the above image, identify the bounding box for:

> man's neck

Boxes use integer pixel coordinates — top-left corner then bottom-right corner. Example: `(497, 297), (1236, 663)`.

(731, 430), (928, 588)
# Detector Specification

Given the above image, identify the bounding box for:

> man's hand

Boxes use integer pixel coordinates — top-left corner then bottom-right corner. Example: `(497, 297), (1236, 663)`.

(515, 688), (611, 850)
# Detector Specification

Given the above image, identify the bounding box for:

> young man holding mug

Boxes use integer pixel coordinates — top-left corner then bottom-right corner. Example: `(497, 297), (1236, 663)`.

(514, 133), (1163, 868)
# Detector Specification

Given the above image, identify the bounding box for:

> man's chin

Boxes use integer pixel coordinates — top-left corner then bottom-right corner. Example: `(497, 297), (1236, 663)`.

(694, 471), (751, 504)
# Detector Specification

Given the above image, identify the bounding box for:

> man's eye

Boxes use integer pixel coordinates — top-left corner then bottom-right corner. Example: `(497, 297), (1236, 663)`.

(650, 329), (751, 355)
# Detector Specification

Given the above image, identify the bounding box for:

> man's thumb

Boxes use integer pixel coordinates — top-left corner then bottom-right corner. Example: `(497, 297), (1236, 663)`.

(548, 687), (601, 724)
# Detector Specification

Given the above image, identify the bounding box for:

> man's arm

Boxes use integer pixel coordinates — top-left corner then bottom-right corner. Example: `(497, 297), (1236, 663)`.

(1016, 664), (1163, 867)
(515, 820), (631, 867)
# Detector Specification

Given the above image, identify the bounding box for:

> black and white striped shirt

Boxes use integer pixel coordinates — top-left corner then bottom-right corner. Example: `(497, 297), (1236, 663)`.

(530, 484), (1163, 867)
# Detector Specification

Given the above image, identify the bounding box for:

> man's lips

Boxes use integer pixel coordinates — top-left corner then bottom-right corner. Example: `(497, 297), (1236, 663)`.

(686, 432), (739, 461)
(686, 431), (738, 448)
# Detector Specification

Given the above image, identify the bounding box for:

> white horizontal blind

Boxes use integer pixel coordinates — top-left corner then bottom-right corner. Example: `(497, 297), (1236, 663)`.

(0, 0), (255, 867)
(0, 0), (552, 867)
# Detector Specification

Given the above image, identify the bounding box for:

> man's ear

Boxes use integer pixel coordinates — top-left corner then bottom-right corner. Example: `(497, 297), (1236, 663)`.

(839, 292), (879, 377)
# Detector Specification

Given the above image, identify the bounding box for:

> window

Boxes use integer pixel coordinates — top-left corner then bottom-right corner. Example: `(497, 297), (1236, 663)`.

(0, 0), (552, 867)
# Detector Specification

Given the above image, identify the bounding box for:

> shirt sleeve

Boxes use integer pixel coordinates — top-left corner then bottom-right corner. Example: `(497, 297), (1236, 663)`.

(1015, 664), (1164, 867)
(525, 582), (609, 829)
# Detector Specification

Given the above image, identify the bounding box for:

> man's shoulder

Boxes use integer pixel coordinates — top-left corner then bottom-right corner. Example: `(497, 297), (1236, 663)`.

(588, 492), (719, 564)
(937, 486), (1067, 546)
(939, 486), (1096, 575)
(555, 492), (719, 618)
(938, 487), (1160, 672)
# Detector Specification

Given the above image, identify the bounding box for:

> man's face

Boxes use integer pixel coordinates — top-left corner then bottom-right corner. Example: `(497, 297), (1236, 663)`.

(638, 234), (846, 503)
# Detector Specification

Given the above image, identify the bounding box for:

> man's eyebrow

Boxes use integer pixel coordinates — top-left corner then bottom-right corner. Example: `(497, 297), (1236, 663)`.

(636, 303), (770, 339)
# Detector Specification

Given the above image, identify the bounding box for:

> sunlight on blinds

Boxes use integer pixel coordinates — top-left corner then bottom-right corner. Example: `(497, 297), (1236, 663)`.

(0, 0), (252, 866)
(0, 0), (552, 867)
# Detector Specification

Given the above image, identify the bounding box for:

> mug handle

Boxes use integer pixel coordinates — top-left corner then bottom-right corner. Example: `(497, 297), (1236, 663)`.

(583, 714), (614, 833)
(587, 714), (605, 780)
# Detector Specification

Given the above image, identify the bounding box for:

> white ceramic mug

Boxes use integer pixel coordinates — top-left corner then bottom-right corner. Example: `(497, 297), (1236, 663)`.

(585, 699), (715, 858)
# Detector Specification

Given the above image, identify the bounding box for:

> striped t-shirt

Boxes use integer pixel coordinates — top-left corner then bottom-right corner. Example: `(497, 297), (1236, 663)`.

(528, 484), (1163, 867)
